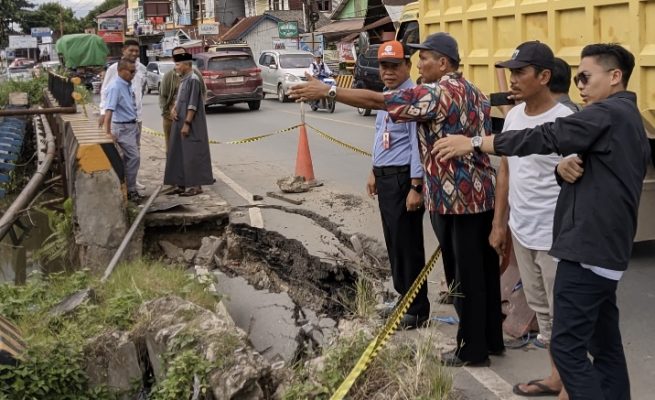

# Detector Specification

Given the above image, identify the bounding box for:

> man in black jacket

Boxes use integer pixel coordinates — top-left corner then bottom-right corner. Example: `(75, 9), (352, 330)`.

(432, 43), (650, 400)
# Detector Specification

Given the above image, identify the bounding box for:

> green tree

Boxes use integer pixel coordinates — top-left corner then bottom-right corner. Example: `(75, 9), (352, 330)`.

(0, 0), (34, 47)
(82, 0), (124, 29)
(21, 2), (83, 39)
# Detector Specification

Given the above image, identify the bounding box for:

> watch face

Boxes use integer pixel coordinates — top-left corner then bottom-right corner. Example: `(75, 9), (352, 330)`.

(472, 136), (483, 147)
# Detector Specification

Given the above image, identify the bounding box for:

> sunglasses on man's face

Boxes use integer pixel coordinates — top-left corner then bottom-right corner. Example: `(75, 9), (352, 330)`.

(573, 72), (590, 86)
(573, 68), (616, 86)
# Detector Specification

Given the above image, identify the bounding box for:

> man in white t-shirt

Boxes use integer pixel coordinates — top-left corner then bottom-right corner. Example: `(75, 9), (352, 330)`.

(491, 41), (576, 398)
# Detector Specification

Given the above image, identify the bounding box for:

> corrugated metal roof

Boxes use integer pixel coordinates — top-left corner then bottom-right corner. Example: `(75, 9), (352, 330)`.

(315, 18), (365, 34)
(96, 5), (126, 19)
(220, 14), (283, 41)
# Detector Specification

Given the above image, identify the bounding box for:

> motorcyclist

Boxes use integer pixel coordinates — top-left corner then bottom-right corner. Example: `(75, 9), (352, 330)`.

(308, 52), (333, 79)
(308, 52), (334, 110)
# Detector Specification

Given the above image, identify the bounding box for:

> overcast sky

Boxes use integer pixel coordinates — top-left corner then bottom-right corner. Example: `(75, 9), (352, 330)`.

(30, 0), (105, 18)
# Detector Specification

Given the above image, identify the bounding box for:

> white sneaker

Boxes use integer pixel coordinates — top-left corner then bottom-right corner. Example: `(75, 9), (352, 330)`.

(135, 181), (146, 190)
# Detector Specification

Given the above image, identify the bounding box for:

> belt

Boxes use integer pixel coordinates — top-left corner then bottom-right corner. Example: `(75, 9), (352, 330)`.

(372, 165), (410, 177)
(113, 120), (137, 124)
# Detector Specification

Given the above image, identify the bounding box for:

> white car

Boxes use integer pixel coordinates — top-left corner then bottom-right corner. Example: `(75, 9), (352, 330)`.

(145, 61), (175, 93)
(258, 50), (314, 102)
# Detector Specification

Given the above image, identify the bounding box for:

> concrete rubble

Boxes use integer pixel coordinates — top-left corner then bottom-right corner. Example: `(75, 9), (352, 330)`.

(86, 295), (278, 399)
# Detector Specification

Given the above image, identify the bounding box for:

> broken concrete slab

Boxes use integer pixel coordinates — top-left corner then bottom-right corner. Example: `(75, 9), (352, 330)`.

(195, 235), (223, 267)
(144, 193), (230, 228)
(183, 249), (197, 264)
(50, 288), (94, 317)
(214, 271), (301, 363)
(108, 339), (144, 396)
(276, 176), (310, 193)
(159, 240), (184, 262)
(132, 296), (275, 398)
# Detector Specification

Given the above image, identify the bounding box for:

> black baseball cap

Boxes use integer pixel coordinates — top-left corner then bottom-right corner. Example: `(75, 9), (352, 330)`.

(495, 41), (555, 70)
(408, 32), (460, 64)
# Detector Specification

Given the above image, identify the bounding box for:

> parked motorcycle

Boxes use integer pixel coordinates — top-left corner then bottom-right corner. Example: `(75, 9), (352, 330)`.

(310, 75), (336, 113)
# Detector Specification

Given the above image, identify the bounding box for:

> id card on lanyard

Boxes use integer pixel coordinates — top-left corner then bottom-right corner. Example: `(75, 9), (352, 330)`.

(382, 114), (391, 150)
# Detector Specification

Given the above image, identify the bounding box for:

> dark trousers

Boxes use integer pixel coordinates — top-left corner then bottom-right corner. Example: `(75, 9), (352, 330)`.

(375, 170), (428, 316)
(551, 260), (630, 400)
(431, 211), (504, 362)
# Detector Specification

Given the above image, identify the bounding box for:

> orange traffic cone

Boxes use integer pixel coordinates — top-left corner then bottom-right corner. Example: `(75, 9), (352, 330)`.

(295, 123), (315, 183)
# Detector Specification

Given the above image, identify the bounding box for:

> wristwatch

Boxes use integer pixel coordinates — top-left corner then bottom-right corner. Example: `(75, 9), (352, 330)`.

(471, 136), (483, 152)
(410, 184), (423, 193)
(327, 85), (337, 99)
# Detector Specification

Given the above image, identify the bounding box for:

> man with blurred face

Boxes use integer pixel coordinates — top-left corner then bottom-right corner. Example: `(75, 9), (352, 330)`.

(367, 41), (427, 329)
(163, 52), (213, 197)
(434, 43), (650, 400)
(159, 46), (206, 154)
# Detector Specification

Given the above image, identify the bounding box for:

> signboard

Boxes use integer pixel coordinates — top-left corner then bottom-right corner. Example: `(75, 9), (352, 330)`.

(198, 23), (219, 35)
(338, 42), (355, 62)
(41, 36), (53, 44)
(31, 27), (52, 38)
(273, 38), (299, 50)
(9, 36), (37, 49)
(278, 21), (299, 39)
(98, 31), (124, 43)
(98, 18), (124, 32)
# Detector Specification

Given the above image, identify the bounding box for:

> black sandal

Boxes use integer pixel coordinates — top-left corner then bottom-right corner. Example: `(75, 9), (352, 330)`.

(512, 380), (560, 397)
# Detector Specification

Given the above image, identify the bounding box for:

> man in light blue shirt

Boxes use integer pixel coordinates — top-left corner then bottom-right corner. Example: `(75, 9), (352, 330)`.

(366, 41), (427, 329)
(103, 59), (142, 202)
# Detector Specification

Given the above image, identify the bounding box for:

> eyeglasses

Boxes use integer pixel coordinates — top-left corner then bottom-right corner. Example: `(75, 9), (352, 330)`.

(573, 68), (616, 86)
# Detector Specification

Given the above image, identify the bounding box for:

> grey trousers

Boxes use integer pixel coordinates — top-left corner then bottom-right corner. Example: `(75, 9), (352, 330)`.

(111, 122), (140, 192)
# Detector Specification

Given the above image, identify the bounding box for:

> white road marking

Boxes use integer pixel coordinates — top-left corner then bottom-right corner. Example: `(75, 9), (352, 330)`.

(463, 366), (524, 400)
(212, 167), (264, 228)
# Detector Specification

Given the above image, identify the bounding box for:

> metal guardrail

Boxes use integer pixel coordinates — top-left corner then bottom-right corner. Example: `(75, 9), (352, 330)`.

(47, 71), (75, 107)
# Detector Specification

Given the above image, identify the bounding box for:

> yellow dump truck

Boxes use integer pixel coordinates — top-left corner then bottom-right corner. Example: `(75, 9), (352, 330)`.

(396, 0), (655, 242)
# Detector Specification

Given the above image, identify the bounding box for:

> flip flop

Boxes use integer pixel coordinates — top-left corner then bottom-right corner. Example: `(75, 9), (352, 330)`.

(512, 379), (560, 397)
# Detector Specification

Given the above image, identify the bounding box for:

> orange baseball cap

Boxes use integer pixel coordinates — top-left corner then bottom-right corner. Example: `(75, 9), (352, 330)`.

(378, 41), (410, 63)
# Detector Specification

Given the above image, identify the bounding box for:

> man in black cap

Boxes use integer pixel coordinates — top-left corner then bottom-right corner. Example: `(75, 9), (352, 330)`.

(491, 40), (573, 398)
(289, 33), (504, 367)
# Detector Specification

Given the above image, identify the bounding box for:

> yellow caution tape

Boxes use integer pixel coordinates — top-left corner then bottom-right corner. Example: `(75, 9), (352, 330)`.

(141, 125), (299, 145)
(306, 123), (372, 157)
(330, 247), (442, 400)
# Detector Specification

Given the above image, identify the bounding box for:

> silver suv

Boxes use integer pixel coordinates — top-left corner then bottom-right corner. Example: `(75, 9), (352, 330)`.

(258, 50), (314, 102)
(145, 61), (175, 93)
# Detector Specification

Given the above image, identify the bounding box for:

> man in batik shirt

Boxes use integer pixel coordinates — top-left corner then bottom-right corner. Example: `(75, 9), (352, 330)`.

(289, 33), (503, 367)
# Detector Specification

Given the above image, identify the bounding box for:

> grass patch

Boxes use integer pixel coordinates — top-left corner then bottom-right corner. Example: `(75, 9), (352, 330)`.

(283, 331), (452, 399)
(0, 74), (48, 106)
(340, 276), (377, 320)
(0, 260), (219, 399)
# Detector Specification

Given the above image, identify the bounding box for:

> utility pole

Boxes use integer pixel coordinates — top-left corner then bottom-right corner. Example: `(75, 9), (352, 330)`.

(199, 0), (206, 50)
